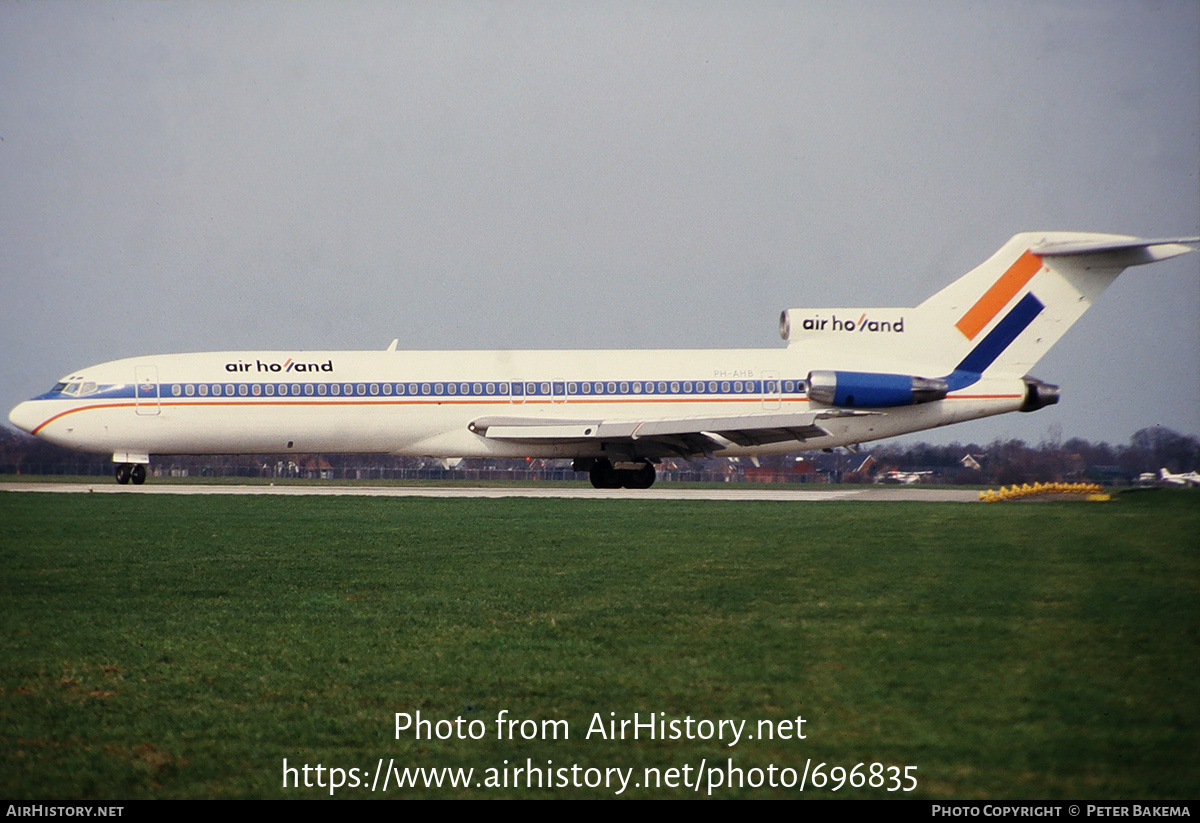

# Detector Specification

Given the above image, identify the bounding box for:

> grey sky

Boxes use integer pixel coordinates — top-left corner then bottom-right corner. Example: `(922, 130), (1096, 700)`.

(2, 1), (1197, 448)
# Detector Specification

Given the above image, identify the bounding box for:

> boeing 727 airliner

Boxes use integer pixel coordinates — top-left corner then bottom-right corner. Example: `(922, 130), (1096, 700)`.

(9, 232), (1197, 488)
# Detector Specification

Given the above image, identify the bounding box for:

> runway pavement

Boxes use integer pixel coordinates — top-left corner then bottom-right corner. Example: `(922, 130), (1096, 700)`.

(0, 481), (980, 502)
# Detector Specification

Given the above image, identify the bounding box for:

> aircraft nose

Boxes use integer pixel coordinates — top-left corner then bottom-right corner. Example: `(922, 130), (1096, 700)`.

(8, 401), (42, 435)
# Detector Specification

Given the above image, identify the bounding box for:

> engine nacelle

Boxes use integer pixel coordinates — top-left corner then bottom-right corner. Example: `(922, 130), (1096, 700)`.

(807, 370), (948, 408)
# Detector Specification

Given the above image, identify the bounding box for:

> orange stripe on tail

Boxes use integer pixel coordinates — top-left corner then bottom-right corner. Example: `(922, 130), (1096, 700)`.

(955, 250), (1043, 340)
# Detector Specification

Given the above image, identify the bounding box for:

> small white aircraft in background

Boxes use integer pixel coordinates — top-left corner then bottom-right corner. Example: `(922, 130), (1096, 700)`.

(877, 470), (935, 485)
(1158, 468), (1200, 488)
(8, 231), (1197, 488)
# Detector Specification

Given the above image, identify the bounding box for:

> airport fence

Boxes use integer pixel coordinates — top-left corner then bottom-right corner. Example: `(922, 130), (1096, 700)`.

(0, 462), (836, 484)
(1, 463), (112, 477)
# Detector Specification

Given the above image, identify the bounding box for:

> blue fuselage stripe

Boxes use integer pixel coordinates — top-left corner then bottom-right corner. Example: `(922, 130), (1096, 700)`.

(35, 378), (809, 402)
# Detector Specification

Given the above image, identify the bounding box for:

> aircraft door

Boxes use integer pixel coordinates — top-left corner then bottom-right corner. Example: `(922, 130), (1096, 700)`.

(762, 370), (781, 410)
(135, 365), (161, 416)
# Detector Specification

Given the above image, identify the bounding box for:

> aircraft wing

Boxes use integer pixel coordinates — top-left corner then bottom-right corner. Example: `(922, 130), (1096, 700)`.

(468, 409), (877, 457)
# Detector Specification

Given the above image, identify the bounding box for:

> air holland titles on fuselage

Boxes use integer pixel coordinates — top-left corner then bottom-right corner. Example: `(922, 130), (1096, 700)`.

(795, 314), (905, 334)
(8, 231), (1197, 489)
(224, 359), (335, 374)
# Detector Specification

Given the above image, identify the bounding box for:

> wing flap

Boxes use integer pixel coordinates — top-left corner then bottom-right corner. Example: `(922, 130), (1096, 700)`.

(471, 410), (875, 455)
(630, 412), (833, 446)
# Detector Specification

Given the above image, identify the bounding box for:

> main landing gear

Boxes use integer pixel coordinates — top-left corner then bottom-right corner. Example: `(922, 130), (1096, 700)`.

(114, 463), (147, 485)
(577, 457), (656, 489)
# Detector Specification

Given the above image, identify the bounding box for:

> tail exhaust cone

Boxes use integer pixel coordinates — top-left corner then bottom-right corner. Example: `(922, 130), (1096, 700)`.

(1020, 377), (1060, 412)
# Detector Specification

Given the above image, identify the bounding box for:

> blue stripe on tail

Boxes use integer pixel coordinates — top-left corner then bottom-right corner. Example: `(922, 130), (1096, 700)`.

(945, 292), (1045, 391)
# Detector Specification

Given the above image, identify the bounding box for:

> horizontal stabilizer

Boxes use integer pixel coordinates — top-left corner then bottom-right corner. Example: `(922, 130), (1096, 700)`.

(1030, 236), (1198, 262)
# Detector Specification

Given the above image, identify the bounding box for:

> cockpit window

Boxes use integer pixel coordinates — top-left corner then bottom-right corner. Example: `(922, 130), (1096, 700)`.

(55, 380), (99, 397)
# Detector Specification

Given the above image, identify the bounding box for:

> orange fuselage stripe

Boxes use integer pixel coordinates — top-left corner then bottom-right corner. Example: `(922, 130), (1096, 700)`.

(29, 393), (1023, 436)
(29, 396), (803, 434)
(955, 250), (1043, 340)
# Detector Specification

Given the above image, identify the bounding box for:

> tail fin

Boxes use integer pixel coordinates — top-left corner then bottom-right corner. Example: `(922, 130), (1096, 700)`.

(916, 232), (1196, 379)
(781, 232), (1196, 379)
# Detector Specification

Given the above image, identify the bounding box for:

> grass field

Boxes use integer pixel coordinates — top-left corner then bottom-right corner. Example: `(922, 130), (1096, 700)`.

(1, 489), (1196, 799)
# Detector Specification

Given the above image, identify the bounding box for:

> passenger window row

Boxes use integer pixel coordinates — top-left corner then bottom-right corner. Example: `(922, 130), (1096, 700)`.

(162, 380), (808, 398)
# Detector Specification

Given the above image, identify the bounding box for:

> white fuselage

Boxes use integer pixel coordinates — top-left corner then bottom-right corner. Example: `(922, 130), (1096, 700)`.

(8, 347), (1027, 461)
